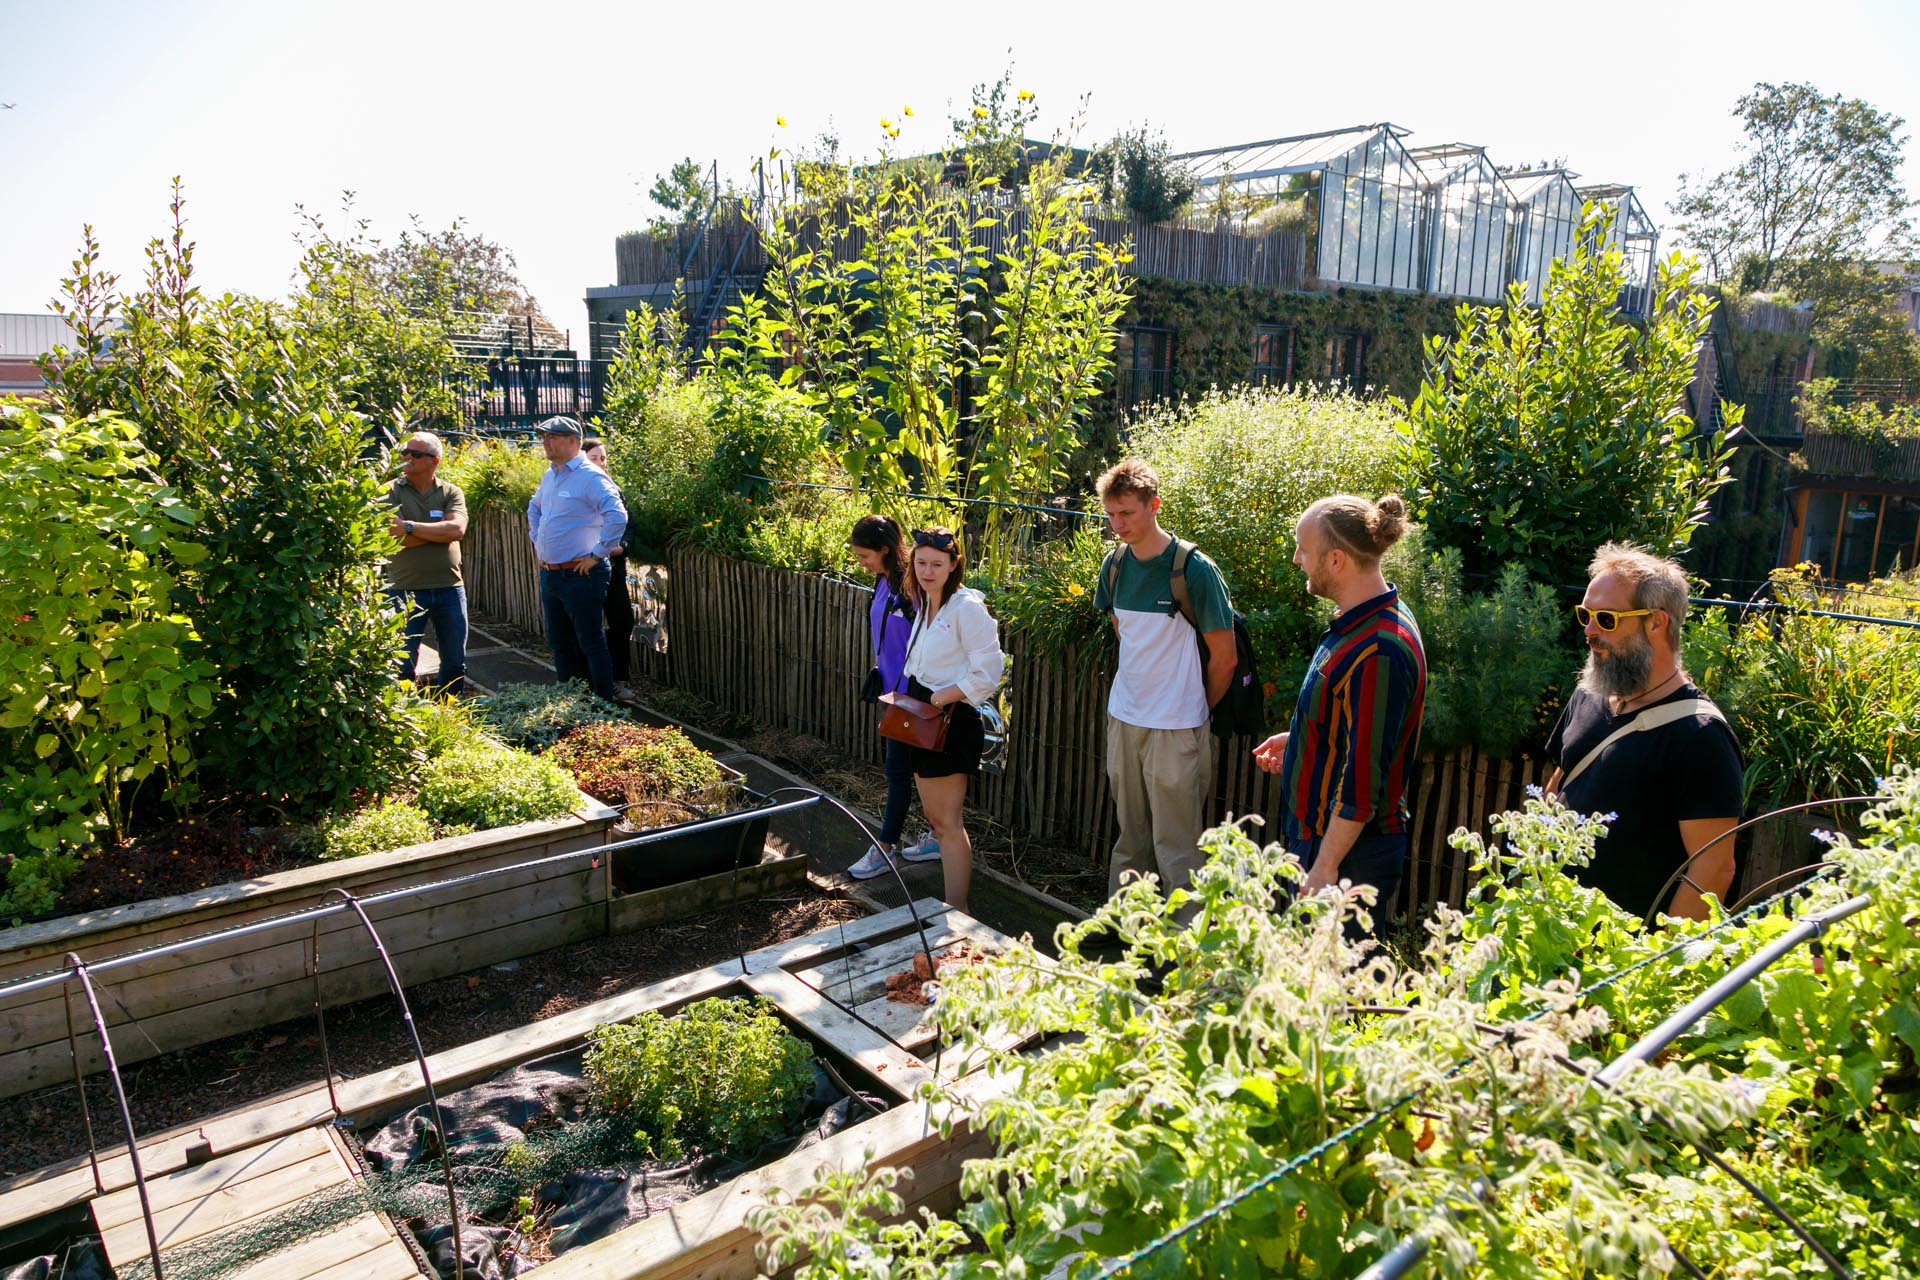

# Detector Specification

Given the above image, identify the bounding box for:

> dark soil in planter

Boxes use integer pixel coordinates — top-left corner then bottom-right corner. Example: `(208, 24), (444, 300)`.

(0, 887), (866, 1180)
(356, 1032), (885, 1279)
(32, 813), (305, 919)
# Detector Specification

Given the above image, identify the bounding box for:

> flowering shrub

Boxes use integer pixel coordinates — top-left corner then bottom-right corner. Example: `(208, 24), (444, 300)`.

(754, 774), (1920, 1275)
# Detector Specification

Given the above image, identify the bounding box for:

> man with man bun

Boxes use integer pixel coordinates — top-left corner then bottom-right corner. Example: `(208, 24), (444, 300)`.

(1254, 494), (1426, 934)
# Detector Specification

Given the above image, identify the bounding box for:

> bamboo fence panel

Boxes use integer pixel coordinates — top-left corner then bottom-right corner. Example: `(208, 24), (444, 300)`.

(467, 524), (1551, 915)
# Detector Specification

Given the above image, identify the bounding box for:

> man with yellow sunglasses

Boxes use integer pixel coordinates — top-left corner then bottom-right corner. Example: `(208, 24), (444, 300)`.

(1543, 543), (1743, 922)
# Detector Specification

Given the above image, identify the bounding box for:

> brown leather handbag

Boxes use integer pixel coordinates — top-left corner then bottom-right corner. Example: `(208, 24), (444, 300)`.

(878, 691), (950, 751)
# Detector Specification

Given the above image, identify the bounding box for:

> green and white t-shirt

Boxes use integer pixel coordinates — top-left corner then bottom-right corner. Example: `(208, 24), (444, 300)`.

(1094, 537), (1233, 730)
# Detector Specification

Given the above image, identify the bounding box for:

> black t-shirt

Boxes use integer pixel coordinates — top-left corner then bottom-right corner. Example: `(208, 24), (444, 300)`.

(1544, 682), (1745, 919)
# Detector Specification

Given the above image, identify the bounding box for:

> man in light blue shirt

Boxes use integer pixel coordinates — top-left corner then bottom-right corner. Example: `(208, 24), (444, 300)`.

(526, 416), (628, 701)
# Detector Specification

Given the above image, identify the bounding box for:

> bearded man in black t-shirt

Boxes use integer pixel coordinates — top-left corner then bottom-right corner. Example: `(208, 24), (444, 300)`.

(1544, 543), (1744, 922)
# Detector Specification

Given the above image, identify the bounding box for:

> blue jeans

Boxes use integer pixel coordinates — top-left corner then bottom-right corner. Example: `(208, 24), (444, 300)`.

(1286, 830), (1406, 938)
(390, 585), (468, 694)
(541, 561), (616, 701)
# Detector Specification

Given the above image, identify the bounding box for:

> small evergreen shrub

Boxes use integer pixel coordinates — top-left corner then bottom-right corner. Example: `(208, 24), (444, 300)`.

(437, 439), (549, 515)
(545, 723), (726, 809)
(320, 799), (437, 860)
(416, 745), (580, 830)
(468, 681), (632, 751)
(584, 996), (816, 1158)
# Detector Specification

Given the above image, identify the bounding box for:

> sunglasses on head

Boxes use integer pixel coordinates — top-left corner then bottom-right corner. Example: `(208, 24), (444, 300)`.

(912, 529), (956, 551)
(1574, 605), (1654, 631)
(398, 448), (437, 460)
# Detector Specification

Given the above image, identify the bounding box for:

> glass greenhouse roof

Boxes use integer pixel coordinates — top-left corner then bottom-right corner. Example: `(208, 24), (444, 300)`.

(1171, 125), (1406, 188)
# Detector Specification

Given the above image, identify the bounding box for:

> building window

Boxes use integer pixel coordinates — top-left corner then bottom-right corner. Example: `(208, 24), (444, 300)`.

(1327, 330), (1367, 388)
(1116, 326), (1174, 410)
(1252, 325), (1295, 387)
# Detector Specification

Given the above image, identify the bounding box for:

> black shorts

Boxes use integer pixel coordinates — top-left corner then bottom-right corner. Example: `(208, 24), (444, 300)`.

(907, 677), (983, 778)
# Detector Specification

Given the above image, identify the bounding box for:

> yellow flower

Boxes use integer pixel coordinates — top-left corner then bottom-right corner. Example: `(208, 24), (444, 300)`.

(903, 105), (914, 117)
(880, 117), (892, 130)
(1067, 583), (1085, 597)
(973, 105), (988, 120)
(776, 115), (787, 128)
(1017, 90), (1033, 101)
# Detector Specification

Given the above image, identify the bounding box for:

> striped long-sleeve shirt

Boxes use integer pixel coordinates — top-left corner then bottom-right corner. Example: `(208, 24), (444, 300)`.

(1277, 587), (1427, 841)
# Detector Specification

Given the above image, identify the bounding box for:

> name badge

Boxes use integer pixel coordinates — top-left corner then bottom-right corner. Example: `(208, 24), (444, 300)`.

(429, 510), (445, 518)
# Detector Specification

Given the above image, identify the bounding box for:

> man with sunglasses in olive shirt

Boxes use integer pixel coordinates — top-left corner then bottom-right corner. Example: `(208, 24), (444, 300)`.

(382, 431), (470, 694)
(1543, 542), (1743, 922)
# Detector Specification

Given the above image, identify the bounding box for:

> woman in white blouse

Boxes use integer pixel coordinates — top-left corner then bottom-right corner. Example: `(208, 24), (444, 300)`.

(900, 527), (1005, 912)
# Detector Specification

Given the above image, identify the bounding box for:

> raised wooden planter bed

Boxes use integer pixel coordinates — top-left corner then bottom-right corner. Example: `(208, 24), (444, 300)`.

(0, 796), (811, 1102)
(0, 900), (1027, 1280)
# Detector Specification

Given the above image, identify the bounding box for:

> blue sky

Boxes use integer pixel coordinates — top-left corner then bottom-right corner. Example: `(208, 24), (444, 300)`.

(2, 0), (1916, 344)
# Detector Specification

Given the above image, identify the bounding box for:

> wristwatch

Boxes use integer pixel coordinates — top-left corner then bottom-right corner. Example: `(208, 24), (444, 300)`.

(403, 521), (415, 535)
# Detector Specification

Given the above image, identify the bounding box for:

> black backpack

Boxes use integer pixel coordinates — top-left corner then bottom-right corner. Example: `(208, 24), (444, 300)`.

(1102, 540), (1265, 740)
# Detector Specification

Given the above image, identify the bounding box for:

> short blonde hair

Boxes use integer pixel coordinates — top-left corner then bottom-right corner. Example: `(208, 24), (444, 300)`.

(1096, 458), (1160, 505)
(1590, 541), (1690, 641)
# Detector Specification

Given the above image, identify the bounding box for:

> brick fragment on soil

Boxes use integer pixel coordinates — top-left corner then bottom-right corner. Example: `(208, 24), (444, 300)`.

(883, 941), (995, 1005)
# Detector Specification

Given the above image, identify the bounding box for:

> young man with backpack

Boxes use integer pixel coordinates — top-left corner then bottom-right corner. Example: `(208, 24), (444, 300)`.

(1093, 458), (1254, 902)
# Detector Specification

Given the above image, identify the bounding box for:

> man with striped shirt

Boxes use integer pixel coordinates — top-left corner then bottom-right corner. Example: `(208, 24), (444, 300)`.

(1254, 494), (1426, 936)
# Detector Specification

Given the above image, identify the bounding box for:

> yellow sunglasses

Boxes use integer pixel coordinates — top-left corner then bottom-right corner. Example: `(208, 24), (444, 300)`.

(1575, 605), (1654, 631)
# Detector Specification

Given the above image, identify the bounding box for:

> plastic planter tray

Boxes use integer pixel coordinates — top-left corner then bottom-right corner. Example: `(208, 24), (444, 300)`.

(609, 764), (776, 894)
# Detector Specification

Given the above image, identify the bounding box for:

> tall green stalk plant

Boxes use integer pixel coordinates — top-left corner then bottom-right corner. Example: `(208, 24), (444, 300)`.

(742, 83), (1130, 579)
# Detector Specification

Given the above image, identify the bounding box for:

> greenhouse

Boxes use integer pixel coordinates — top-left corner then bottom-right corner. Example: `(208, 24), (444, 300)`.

(1172, 122), (1658, 311)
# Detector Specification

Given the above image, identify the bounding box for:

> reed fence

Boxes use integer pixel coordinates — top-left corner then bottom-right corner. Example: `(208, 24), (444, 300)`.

(467, 509), (1544, 916)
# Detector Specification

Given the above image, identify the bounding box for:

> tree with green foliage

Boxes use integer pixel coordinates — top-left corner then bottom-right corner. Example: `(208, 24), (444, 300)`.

(1400, 203), (1735, 586)
(1671, 81), (1920, 380)
(1093, 125), (1194, 223)
(360, 212), (562, 348)
(39, 184), (424, 821)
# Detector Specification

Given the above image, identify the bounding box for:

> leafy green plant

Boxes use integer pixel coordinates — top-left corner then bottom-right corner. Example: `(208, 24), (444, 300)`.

(415, 744), (580, 830)
(1386, 534), (1566, 757)
(544, 722), (725, 810)
(0, 406), (219, 915)
(1400, 203), (1736, 586)
(319, 799), (439, 860)
(584, 996), (816, 1158)
(415, 696), (496, 760)
(1686, 566), (1920, 808)
(468, 680), (631, 751)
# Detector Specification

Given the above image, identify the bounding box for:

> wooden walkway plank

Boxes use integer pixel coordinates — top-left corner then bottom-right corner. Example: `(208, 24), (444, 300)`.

(90, 1128), (335, 1228)
(219, 1213), (409, 1280)
(95, 1143), (353, 1263)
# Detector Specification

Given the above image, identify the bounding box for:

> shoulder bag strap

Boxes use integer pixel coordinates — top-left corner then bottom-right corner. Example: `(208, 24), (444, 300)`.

(1560, 698), (1727, 791)
(872, 583), (892, 663)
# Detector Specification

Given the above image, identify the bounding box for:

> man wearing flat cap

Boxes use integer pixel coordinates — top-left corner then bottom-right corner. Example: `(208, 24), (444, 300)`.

(526, 416), (628, 702)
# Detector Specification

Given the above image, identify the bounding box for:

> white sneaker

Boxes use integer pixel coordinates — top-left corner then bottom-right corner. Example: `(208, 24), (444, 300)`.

(611, 681), (636, 702)
(846, 846), (898, 880)
(898, 834), (942, 862)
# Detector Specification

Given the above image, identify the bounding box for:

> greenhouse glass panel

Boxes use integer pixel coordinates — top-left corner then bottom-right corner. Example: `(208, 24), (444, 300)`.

(1506, 171), (1580, 305)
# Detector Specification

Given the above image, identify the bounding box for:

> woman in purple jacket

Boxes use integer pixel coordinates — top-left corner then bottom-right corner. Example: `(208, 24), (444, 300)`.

(846, 515), (940, 879)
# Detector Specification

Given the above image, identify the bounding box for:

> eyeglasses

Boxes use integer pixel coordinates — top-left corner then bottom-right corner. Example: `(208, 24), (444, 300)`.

(398, 448), (437, 460)
(912, 529), (956, 551)
(1575, 605), (1655, 631)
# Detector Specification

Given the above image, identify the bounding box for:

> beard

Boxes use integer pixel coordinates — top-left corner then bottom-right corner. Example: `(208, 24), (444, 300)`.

(1579, 627), (1655, 701)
